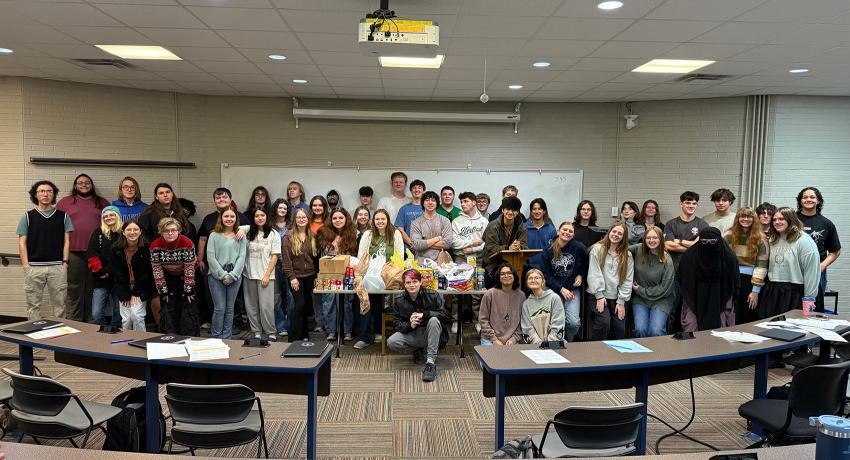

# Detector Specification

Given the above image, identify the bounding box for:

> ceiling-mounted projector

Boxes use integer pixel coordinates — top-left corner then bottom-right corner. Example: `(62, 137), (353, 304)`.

(357, 18), (439, 57)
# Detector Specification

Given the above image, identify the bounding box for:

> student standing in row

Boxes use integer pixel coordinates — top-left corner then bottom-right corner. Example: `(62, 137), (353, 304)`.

(139, 183), (193, 242)
(540, 222), (587, 342)
(489, 185), (526, 223)
(358, 186), (374, 212)
(451, 191), (488, 263)
(796, 187), (841, 311)
(395, 179), (425, 248)
(316, 209), (358, 341)
(87, 206), (123, 328)
(410, 191), (453, 261)
(521, 269), (564, 344)
(629, 226), (675, 337)
(437, 186), (461, 221)
(573, 200), (603, 249)
(664, 191), (709, 271)
(525, 198), (557, 272)
(205, 209), (246, 339)
(150, 217), (198, 336)
(246, 186), (272, 216)
(112, 177), (147, 222)
(620, 201), (644, 245)
(377, 172), (409, 224)
(587, 224), (633, 340)
(309, 195), (329, 235)
(19, 180), (73, 320)
(282, 208), (317, 342)
(760, 208), (821, 317)
(703, 188), (737, 235)
(243, 208), (281, 341)
(756, 202), (776, 237)
(354, 206), (371, 240)
(482, 196), (528, 287)
(287, 181), (310, 213)
(110, 221), (153, 331)
(478, 263), (525, 346)
(678, 227), (738, 332)
(637, 200), (664, 232)
(724, 208), (768, 325)
(476, 193), (491, 220)
(271, 198), (293, 337)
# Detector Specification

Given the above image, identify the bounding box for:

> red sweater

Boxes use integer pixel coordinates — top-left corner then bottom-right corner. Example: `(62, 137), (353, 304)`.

(150, 235), (196, 295)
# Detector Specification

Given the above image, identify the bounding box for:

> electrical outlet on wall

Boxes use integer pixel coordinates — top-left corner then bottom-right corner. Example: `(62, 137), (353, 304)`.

(611, 206), (618, 218)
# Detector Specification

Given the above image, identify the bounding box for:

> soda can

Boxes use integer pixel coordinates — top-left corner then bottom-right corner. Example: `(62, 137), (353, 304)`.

(803, 296), (816, 316)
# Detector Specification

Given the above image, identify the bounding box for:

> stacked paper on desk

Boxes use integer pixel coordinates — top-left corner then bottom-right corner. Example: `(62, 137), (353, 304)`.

(26, 326), (80, 339)
(147, 342), (189, 360)
(757, 319), (849, 343)
(521, 349), (570, 364)
(184, 338), (230, 362)
(787, 318), (850, 330)
(711, 330), (770, 343)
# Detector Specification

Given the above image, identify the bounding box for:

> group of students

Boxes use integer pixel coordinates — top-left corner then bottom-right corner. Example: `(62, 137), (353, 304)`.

(18, 172), (841, 380)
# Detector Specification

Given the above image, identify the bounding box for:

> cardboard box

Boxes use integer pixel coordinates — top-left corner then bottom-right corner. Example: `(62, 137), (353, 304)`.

(319, 255), (350, 274)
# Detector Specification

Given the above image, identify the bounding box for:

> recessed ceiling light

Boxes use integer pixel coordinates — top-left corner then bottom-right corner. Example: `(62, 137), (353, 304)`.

(379, 55), (444, 69)
(0, 48), (13, 54)
(508, 84), (523, 90)
(789, 68), (809, 74)
(292, 79), (308, 84)
(532, 61), (551, 68)
(268, 54), (287, 61)
(597, 1), (624, 10)
(632, 59), (715, 74)
(95, 45), (181, 60)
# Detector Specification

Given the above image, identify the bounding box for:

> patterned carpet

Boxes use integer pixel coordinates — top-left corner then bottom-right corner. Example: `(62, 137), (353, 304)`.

(0, 327), (797, 459)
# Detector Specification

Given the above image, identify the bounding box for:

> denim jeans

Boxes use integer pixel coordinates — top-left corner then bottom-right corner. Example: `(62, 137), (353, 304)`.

(480, 337), (493, 346)
(274, 266), (295, 333)
(92, 287), (121, 328)
(320, 293), (339, 333)
(562, 290), (581, 342)
(208, 275), (243, 339)
(633, 303), (668, 337)
(357, 294), (384, 343)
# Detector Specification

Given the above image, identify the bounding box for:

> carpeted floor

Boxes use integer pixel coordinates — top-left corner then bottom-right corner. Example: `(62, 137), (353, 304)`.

(0, 326), (797, 459)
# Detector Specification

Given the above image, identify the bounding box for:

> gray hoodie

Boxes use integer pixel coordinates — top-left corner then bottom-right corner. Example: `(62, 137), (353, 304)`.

(586, 244), (634, 304)
(451, 209), (488, 262)
(521, 288), (564, 344)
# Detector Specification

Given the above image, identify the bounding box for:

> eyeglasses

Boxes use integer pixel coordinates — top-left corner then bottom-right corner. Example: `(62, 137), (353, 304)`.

(499, 272), (514, 277)
(527, 276), (543, 281)
(121, 185), (136, 190)
(700, 238), (718, 244)
(36, 189), (53, 195)
(162, 228), (179, 234)
(75, 181), (92, 186)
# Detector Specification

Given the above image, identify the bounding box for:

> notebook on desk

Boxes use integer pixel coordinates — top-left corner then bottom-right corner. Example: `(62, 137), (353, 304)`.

(758, 328), (805, 342)
(128, 334), (189, 349)
(281, 341), (328, 358)
(2, 320), (64, 334)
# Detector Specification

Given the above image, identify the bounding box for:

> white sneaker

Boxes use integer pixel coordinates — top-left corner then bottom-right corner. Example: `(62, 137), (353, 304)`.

(475, 323), (481, 334)
(353, 340), (369, 349)
(268, 334), (277, 342)
(254, 333), (261, 339)
(451, 322), (458, 334)
(373, 334), (382, 343)
(280, 330), (288, 337)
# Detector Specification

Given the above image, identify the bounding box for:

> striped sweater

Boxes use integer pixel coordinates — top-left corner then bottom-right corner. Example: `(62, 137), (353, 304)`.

(150, 235), (196, 295)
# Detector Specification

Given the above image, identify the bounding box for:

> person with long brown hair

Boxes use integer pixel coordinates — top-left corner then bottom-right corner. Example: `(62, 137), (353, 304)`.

(206, 208), (247, 339)
(759, 207), (820, 317)
(636, 199), (663, 232)
(246, 185), (272, 217)
(629, 226), (675, 337)
(112, 176), (147, 222)
(139, 183), (192, 242)
(540, 222), (587, 342)
(586, 223), (633, 340)
(316, 209), (358, 341)
(110, 220), (153, 331)
(724, 208), (768, 325)
(281, 208), (317, 342)
(286, 181), (309, 213)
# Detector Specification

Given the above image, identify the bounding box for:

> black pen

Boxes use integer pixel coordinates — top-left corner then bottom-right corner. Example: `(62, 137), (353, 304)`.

(111, 338), (133, 345)
(240, 353), (262, 360)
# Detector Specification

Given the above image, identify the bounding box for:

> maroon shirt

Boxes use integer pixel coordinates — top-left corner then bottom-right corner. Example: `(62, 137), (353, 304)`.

(57, 195), (108, 252)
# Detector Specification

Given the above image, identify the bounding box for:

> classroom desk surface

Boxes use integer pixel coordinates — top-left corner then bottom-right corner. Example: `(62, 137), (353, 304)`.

(0, 320), (332, 460)
(476, 310), (831, 454)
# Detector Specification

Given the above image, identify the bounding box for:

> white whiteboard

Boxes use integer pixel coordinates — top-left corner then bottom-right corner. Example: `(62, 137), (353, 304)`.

(221, 165), (583, 225)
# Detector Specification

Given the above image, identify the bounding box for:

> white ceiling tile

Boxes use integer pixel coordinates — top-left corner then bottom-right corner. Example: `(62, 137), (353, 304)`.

(326, 76), (381, 87)
(383, 88), (433, 97)
(492, 69), (560, 83)
(772, 24), (850, 46)
(728, 75), (825, 87)
(589, 41), (676, 59)
(270, 75), (329, 86)
(320, 65), (379, 78)
(628, 92), (689, 101)
(729, 44), (835, 62)
(800, 88), (850, 96)
(90, 0), (179, 5)
(592, 82), (652, 92)
(240, 48), (314, 64)
(435, 80), (484, 90)
(10, 57), (88, 71)
(134, 62), (206, 75)
(437, 69), (486, 81)
(25, 43), (113, 59)
(525, 90), (586, 101)
(193, 60), (262, 73)
(334, 87), (384, 96)
(382, 79), (435, 89)
(446, 38), (524, 56)
(489, 81), (544, 92)
(535, 17), (635, 40)
(227, 82), (281, 91)
(609, 72), (676, 84)
(0, 24), (78, 44)
(379, 68), (440, 80)
(504, 56), (579, 70)
(216, 73), (274, 83)
(255, 62), (323, 76)
(169, 46), (246, 61)
(179, 0), (274, 7)
(660, 43), (755, 60)
(57, 26), (156, 45)
(137, 28), (230, 47)
(551, 70), (623, 82)
(188, 7), (289, 31)
(308, 52), (373, 66)
(154, 71), (219, 81)
(691, 22), (791, 45)
(286, 85), (335, 96)
(519, 40), (602, 58)
(432, 88), (481, 98)
(647, 0), (765, 21)
(697, 61), (773, 75)
(295, 33), (357, 52)
(735, 0), (850, 23)
(11, 2), (122, 26)
(539, 80), (601, 91)
(95, 4), (208, 28)
(101, 69), (166, 80)
(441, 55), (510, 70)
(127, 80), (183, 91)
(570, 58), (648, 72)
(277, 9), (360, 33)
(0, 7), (41, 26)
(270, 0), (369, 12)
(459, 0), (561, 16)
(554, 0), (665, 19)
(449, 16), (546, 38)
(614, 20), (723, 42)
(218, 30), (301, 49)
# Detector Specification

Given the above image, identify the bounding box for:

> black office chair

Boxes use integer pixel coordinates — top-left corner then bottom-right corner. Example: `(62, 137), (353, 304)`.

(785, 327), (850, 372)
(739, 360), (850, 447)
(1, 368), (121, 447)
(0, 379), (13, 439)
(531, 402), (644, 457)
(164, 383), (269, 458)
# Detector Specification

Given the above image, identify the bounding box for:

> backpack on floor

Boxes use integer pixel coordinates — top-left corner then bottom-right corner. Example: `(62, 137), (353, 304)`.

(492, 435), (539, 459)
(103, 386), (166, 452)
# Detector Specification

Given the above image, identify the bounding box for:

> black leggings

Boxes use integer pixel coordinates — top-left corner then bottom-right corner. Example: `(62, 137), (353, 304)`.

(160, 274), (200, 337)
(590, 298), (626, 341)
(289, 275), (316, 342)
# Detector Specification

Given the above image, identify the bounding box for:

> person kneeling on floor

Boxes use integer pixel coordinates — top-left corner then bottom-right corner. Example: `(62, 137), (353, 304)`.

(387, 269), (451, 382)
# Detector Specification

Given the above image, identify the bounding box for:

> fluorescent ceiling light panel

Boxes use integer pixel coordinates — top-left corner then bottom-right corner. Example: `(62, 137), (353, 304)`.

(379, 54), (444, 69)
(95, 45), (181, 60)
(0, 47), (13, 54)
(632, 59), (715, 74)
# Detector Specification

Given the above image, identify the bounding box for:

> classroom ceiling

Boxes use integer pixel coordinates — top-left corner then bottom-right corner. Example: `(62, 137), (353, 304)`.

(2, 0), (850, 102)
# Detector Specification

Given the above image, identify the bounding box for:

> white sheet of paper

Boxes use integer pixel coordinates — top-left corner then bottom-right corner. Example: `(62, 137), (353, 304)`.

(147, 342), (188, 360)
(184, 338), (230, 362)
(26, 326), (80, 339)
(520, 349), (570, 365)
(798, 326), (848, 343)
(711, 330), (770, 343)
(788, 318), (850, 330)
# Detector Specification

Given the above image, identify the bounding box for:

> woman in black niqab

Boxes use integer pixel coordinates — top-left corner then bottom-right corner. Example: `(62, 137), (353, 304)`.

(678, 227), (739, 331)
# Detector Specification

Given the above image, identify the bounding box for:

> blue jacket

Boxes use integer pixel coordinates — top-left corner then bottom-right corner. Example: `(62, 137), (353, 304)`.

(112, 199), (148, 222)
(541, 239), (588, 298)
(526, 221), (557, 270)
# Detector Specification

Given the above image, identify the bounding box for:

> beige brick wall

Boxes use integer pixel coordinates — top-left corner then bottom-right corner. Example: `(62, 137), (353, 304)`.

(0, 77), (25, 311)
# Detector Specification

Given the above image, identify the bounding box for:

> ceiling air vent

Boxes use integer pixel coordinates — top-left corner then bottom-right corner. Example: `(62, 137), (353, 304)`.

(675, 73), (730, 82)
(73, 58), (133, 69)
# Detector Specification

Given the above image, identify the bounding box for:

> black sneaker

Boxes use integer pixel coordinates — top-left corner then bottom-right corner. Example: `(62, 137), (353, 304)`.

(422, 363), (437, 382)
(413, 349), (425, 364)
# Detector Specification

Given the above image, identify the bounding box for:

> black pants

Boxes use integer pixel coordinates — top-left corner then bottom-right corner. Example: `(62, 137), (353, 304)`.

(289, 275), (316, 342)
(735, 273), (760, 325)
(590, 298), (626, 341)
(160, 274), (200, 337)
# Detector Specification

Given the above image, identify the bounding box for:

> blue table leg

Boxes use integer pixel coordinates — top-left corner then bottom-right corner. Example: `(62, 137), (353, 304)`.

(145, 364), (160, 453)
(18, 345), (33, 375)
(635, 370), (649, 455)
(752, 353), (768, 436)
(307, 371), (318, 460)
(494, 374), (506, 450)
(336, 293), (342, 358)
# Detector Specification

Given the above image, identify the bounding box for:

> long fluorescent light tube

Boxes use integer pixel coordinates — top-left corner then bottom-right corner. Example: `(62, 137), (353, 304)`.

(379, 55), (444, 69)
(95, 45), (181, 60)
(632, 59), (714, 74)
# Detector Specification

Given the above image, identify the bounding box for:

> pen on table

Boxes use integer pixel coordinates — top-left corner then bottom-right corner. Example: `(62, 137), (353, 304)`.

(111, 338), (134, 345)
(240, 353), (262, 360)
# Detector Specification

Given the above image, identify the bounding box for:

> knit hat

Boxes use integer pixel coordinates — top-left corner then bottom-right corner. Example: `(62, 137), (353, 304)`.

(101, 205), (121, 217)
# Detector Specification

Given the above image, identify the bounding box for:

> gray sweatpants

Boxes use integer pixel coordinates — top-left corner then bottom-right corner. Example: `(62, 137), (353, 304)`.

(243, 278), (276, 337)
(387, 316), (442, 360)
